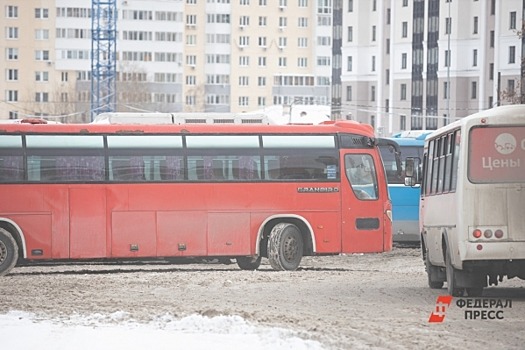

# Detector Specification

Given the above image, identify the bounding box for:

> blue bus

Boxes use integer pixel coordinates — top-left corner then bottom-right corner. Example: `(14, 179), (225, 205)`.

(379, 131), (430, 243)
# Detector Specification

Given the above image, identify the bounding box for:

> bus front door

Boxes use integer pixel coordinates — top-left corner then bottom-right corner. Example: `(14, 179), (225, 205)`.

(341, 153), (386, 253)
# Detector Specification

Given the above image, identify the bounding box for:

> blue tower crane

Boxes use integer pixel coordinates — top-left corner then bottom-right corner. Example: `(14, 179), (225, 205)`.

(90, 0), (117, 121)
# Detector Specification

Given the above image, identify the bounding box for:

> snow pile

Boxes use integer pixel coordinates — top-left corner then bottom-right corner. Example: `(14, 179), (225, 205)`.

(0, 311), (325, 350)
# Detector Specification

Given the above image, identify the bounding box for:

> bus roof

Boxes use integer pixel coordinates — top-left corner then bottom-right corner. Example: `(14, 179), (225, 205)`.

(0, 120), (376, 137)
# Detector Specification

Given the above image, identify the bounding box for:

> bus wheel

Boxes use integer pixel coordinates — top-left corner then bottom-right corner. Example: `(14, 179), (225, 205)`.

(425, 253), (444, 289)
(267, 223), (303, 271)
(236, 256), (262, 271)
(0, 228), (18, 276)
(445, 248), (463, 297)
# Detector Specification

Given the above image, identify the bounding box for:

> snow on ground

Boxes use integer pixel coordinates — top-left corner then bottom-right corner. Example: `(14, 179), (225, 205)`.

(0, 311), (325, 350)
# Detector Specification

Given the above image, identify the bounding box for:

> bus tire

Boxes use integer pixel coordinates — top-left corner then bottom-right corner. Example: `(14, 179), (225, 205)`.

(425, 253), (444, 289)
(0, 228), (18, 276)
(445, 248), (463, 297)
(236, 256), (262, 271)
(267, 223), (303, 271)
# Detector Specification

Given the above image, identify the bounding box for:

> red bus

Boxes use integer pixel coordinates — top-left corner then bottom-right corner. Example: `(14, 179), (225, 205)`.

(0, 121), (394, 275)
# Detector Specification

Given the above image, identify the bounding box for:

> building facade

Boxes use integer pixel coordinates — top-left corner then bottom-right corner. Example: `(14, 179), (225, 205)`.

(1, 0), (332, 122)
(2, 0), (523, 131)
(335, 0), (523, 136)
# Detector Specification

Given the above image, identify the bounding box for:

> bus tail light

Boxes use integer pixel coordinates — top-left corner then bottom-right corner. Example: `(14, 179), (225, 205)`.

(473, 229), (482, 238)
(470, 226), (507, 241)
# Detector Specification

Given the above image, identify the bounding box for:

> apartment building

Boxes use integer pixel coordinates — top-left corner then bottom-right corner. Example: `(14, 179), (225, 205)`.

(334, 0), (523, 136)
(1, 0), (332, 122)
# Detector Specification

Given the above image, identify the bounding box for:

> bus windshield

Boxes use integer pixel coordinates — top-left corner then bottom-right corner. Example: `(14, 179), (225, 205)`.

(380, 145), (423, 184)
(468, 126), (525, 183)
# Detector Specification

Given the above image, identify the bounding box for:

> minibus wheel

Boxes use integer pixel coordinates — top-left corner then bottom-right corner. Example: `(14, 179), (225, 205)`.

(425, 253), (444, 289)
(445, 249), (463, 297)
(236, 256), (262, 271)
(0, 228), (18, 276)
(267, 223), (303, 271)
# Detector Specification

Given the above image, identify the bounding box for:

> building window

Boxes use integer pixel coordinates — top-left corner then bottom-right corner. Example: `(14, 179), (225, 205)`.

(371, 56), (376, 71)
(298, 17), (308, 27)
(371, 86), (376, 102)
(372, 25), (376, 41)
(490, 30), (494, 48)
(347, 56), (352, 71)
(239, 56), (249, 66)
(400, 115), (406, 130)
(346, 85), (352, 101)
(400, 84), (407, 100)
(387, 8), (391, 25)
(7, 48), (19, 60)
(402, 0), (408, 6)
(471, 81), (477, 99)
(7, 27), (19, 39)
(401, 53), (407, 69)
(489, 63), (494, 80)
(347, 26), (353, 42)
(473, 49), (477, 67)
(35, 8), (49, 19)
(509, 46), (516, 64)
(386, 38), (390, 54)
(35, 71), (49, 82)
(444, 50), (451, 67)
(473, 16), (478, 34)
(186, 14), (197, 25)
(7, 6), (18, 18)
(444, 81), (449, 99)
(239, 76), (249, 86)
(6, 90), (18, 102)
(348, 0), (353, 12)
(386, 69), (390, 85)
(7, 69), (18, 81)
(35, 92), (49, 102)
(402, 22), (408, 38)
(510, 11), (517, 29)
(445, 17), (451, 35)
(239, 96), (249, 106)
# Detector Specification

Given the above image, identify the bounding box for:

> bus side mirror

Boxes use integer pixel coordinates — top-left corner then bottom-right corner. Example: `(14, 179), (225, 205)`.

(404, 157), (417, 187)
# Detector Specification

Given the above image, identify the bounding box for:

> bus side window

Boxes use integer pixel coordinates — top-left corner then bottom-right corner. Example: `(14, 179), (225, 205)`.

(160, 156), (184, 181)
(0, 156), (24, 182)
(111, 157), (145, 182)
